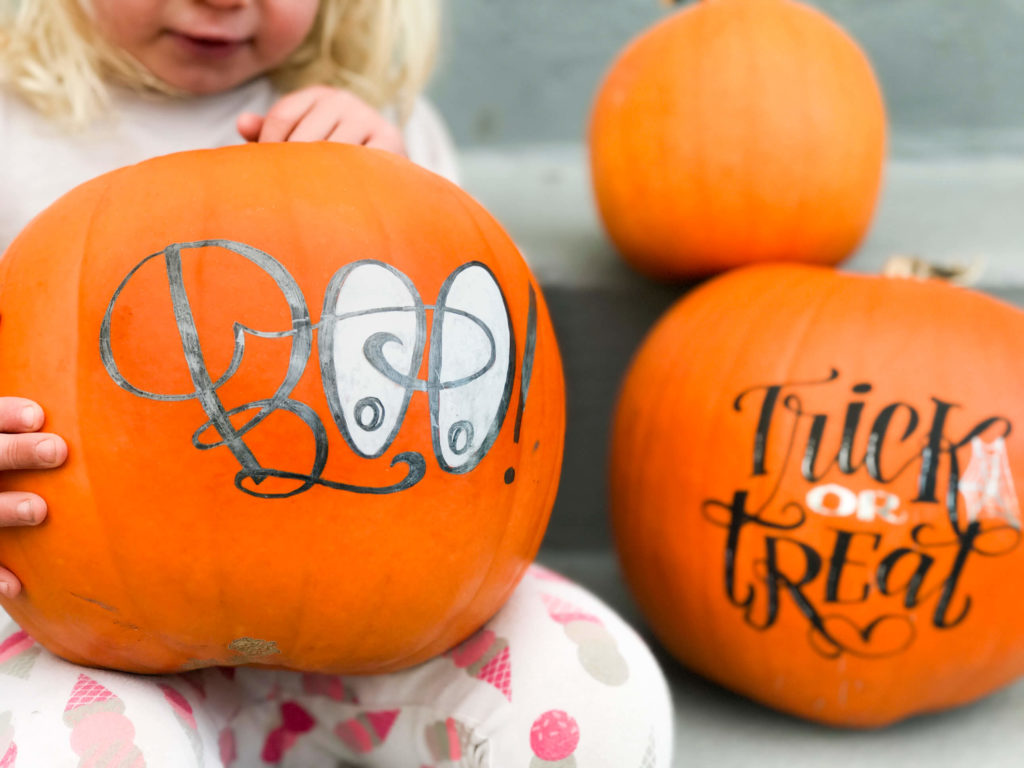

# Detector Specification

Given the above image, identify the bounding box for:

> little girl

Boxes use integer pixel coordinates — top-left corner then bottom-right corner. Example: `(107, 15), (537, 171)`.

(0, 1), (673, 766)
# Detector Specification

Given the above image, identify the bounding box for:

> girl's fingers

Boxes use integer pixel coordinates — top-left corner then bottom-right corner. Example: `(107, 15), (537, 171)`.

(0, 432), (67, 472)
(0, 567), (22, 599)
(0, 398), (44, 433)
(327, 118), (374, 147)
(257, 88), (320, 143)
(286, 101), (343, 142)
(0, 493), (45, 527)
(243, 87), (404, 150)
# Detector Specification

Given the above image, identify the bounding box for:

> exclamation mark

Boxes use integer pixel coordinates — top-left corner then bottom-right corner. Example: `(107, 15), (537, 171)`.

(506, 284), (538, 484)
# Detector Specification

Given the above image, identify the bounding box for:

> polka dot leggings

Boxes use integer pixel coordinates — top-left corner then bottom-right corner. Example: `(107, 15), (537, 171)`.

(0, 564), (673, 767)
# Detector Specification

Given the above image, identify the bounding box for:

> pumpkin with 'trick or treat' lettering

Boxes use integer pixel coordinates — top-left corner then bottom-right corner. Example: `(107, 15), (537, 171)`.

(611, 263), (1024, 726)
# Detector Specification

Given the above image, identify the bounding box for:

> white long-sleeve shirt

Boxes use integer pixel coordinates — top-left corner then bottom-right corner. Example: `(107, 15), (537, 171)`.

(0, 77), (459, 254)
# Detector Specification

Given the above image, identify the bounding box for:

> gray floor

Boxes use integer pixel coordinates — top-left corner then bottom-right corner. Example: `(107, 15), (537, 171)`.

(466, 145), (1024, 767)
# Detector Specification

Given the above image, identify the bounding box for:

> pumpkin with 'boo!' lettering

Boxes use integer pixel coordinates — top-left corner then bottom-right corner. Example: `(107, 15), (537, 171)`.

(611, 263), (1024, 727)
(0, 143), (565, 675)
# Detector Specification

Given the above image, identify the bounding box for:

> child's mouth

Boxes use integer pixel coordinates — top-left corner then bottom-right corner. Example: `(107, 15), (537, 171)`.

(169, 32), (249, 60)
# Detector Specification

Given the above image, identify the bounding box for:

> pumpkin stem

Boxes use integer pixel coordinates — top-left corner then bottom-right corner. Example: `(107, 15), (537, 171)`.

(882, 254), (984, 286)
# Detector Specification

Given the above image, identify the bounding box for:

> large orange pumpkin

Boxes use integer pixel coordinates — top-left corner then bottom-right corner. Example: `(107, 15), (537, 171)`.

(589, 0), (887, 279)
(0, 143), (565, 675)
(611, 263), (1024, 726)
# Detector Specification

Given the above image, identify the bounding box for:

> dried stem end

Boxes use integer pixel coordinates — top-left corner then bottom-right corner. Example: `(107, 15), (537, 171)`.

(882, 254), (984, 286)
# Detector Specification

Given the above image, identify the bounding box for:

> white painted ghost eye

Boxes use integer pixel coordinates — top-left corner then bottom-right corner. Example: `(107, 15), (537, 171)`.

(319, 260), (425, 459)
(429, 263), (514, 473)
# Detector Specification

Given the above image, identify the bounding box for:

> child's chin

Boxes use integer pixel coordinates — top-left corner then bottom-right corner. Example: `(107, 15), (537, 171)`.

(147, 55), (256, 96)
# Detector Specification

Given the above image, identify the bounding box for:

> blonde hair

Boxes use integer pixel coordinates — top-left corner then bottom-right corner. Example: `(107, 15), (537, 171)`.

(0, 0), (440, 128)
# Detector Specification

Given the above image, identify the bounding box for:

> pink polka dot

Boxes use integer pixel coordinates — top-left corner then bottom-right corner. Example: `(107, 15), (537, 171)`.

(530, 710), (580, 761)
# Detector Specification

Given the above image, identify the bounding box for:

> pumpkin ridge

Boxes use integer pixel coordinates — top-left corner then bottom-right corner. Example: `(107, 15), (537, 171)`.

(76, 167), (159, 670)
(776, 0), (815, 259)
(388, 188), (518, 667)
(271, 149), (330, 667)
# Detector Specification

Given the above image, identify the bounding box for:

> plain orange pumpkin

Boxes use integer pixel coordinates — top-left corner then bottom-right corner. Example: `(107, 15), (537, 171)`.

(0, 143), (565, 675)
(589, 0), (887, 279)
(611, 263), (1024, 726)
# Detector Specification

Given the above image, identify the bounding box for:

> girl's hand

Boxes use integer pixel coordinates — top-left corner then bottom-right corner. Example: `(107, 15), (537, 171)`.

(0, 398), (68, 598)
(237, 85), (406, 154)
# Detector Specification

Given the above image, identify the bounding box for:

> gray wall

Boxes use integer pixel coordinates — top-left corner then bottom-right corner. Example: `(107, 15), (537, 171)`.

(429, 0), (1024, 156)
